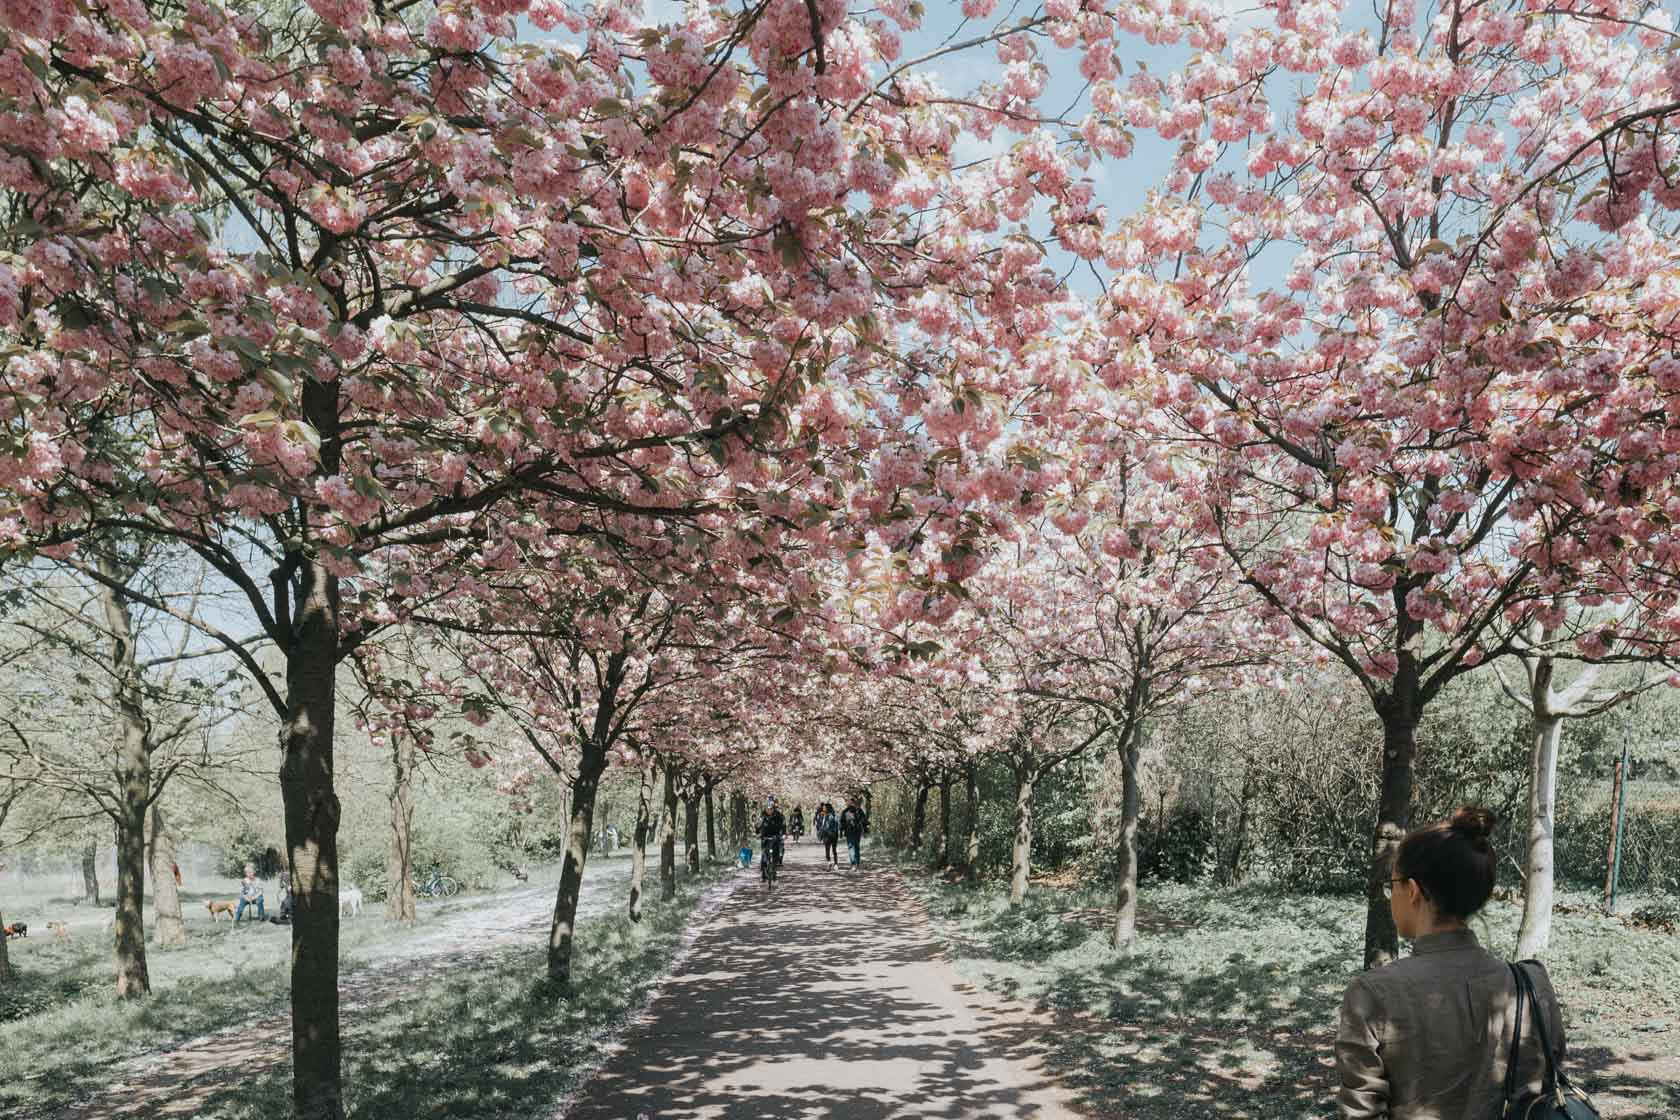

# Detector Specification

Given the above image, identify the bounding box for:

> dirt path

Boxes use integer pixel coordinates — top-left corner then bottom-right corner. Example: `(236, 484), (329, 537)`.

(561, 842), (1080, 1119)
(61, 861), (631, 1120)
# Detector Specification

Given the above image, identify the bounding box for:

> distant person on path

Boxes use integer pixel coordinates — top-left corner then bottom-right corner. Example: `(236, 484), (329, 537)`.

(234, 863), (266, 923)
(789, 805), (804, 842)
(815, 802), (840, 869)
(1336, 808), (1566, 1119)
(758, 797), (786, 870)
(840, 797), (867, 870)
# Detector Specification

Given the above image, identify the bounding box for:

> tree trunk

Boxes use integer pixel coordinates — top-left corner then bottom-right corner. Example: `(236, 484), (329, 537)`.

(937, 772), (953, 868)
(1517, 711), (1563, 958)
(1112, 723), (1144, 947)
(547, 755), (605, 984)
(82, 839), (99, 907)
(1224, 766), (1253, 887)
(148, 805), (186, 947)
(1365, 704), (1418, 969)
(910, 782), (931, 851)
(1008, 761), (1037, 906)
(385, 733), (418, 923)
(628, 764), (655, 922)
(100, 565), (151, 999)
(963, 762), (980, 882)
(683, 788), (700, 875)
(705, 786), (717, 861)
(278, 551), (345, 1120)
(659, 765), (677, 901)
(730, 790), (748, 849)
(0, 900), (12, 982)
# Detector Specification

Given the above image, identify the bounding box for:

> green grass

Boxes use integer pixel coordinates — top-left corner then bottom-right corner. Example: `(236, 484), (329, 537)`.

(171, 867), (729, 1120)
(899, 868), (1680, 1120)
(0, 857), (715, 1119)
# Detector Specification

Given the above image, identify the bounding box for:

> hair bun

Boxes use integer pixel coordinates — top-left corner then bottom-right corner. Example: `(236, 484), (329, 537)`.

(1449, 806), (1497, 847)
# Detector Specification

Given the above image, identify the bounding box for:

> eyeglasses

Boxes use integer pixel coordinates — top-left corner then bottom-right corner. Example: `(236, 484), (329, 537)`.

(1383, 877), (1408, 900)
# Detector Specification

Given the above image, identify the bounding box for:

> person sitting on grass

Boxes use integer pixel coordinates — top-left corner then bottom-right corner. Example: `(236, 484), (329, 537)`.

(234, 863), (265, 923)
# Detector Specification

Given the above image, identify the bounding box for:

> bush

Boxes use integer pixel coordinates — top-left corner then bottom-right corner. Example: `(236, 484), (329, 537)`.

(1138, 804), (1220, 885)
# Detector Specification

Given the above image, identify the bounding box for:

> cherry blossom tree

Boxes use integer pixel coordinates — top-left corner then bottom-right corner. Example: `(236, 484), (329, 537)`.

(0, 0), (1114, 1110)
(1042, 0), (1680, 966)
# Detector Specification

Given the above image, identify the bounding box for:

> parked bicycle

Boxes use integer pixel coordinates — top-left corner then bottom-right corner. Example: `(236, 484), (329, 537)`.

(412, 869), (461, 899)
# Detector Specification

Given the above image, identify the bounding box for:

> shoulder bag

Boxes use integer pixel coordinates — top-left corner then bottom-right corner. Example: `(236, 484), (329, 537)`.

(1500, 960), (1600, 1120)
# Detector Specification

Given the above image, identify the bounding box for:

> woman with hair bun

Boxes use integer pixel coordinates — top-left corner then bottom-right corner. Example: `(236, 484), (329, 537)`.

(1336, 807), (1566, 1119)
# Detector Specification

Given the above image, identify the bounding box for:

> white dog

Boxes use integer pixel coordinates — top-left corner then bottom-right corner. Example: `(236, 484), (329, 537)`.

(339, 886), (363, 918)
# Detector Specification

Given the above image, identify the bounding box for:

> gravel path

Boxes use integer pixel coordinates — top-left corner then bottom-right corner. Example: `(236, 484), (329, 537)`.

(563, 842), (1080, 1120)
(59, 859), (631, 1120)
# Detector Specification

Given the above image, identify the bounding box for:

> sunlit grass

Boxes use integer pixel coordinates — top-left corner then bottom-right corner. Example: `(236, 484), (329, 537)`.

(901, 866), (1680, 1120)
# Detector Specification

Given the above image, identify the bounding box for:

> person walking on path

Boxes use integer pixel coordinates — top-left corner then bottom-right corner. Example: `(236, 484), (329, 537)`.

(789, 805), (804, 842)
(840, 796), (867, 870)
(814, 802), (840, 868)
(1336, 807), (1567, 1119)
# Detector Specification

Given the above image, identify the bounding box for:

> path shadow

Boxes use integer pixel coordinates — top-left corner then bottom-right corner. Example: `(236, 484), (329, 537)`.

(567, 847), (1075, 1119)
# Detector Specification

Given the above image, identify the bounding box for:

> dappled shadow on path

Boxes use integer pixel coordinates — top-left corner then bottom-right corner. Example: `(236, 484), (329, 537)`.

(566, 844), (1075, 1120)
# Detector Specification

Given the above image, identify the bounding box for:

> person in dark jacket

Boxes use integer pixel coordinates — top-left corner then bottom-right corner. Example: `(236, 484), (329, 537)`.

(839, 797), (868, 870)
(757, 797), (786, 868)
(814, 802), (839, 868)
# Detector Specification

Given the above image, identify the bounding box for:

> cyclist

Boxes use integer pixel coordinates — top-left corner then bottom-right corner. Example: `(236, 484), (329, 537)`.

(758, 796), (787, 873)
(789, 805), (805, 843)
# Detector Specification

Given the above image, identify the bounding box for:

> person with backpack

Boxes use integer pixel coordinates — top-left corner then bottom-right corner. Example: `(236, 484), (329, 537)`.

(815, 802), (840, 868)
(789, 805), (805, 843)
(1336, 807), (1578, 1119)
(839, 796), (868, 871)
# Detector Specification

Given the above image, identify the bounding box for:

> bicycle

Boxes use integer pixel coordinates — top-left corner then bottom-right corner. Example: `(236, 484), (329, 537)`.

(412, 870), (461, 899)
(760, 838), (780, 889)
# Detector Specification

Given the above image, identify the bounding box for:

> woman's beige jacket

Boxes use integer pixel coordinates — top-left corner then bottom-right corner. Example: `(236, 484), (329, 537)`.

(1336, 929), (1565, 1119)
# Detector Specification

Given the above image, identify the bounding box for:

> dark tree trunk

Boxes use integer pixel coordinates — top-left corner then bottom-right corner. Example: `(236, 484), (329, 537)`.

(1008, 760), (1037, 905)
(730, 790), (748, 849)
(659, 765), (677, 901)
(0, 900), (12, 981)
(683, 788), (700, 875)
(547, 759), (603, 983)
(910, 782), (931, 851)
(1366, 699), (1419, 969)
(628, 763), (656, 922)
(704, 785), (717, 861)
(1112, 723), (1144, 947)
(101, 565), (151, 999)
(385, 733), (418, 923)
(1225, 767), (1253, 886)
(963, 762), (980, 882)
(82, 839), (99, 907)
(938, 771), (953, 868)
(149, 805), (186, 947)
(278, 551), (345, 1120)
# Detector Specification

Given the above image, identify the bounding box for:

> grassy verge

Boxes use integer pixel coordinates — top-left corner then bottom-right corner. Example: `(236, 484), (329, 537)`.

(898, 866), (1680, 1120)
(0, 860), (654, 1118)
(152, 866), (731, 1120)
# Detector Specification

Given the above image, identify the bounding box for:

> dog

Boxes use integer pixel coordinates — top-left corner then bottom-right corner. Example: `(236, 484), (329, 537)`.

(339, 886), (363, 918)
(206, 899), (236, 922)
(47, 920), (70, 940)
(2, 921), (24, 939)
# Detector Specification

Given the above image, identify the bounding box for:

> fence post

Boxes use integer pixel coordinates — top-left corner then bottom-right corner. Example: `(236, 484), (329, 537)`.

(1603, 739), (1630, 915)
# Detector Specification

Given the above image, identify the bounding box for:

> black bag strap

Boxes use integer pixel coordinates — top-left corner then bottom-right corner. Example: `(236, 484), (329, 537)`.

(1513, 960), (1569, 1093)
(1503, 962), (1527, 1106)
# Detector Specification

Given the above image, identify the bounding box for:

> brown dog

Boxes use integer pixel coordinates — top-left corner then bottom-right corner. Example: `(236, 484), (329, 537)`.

(206, 899), (236, 922)
(47, 920), (70, 940)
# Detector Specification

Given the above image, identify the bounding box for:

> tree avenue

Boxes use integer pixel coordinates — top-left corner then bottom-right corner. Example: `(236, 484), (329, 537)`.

(0, 0), (1677, 1117)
